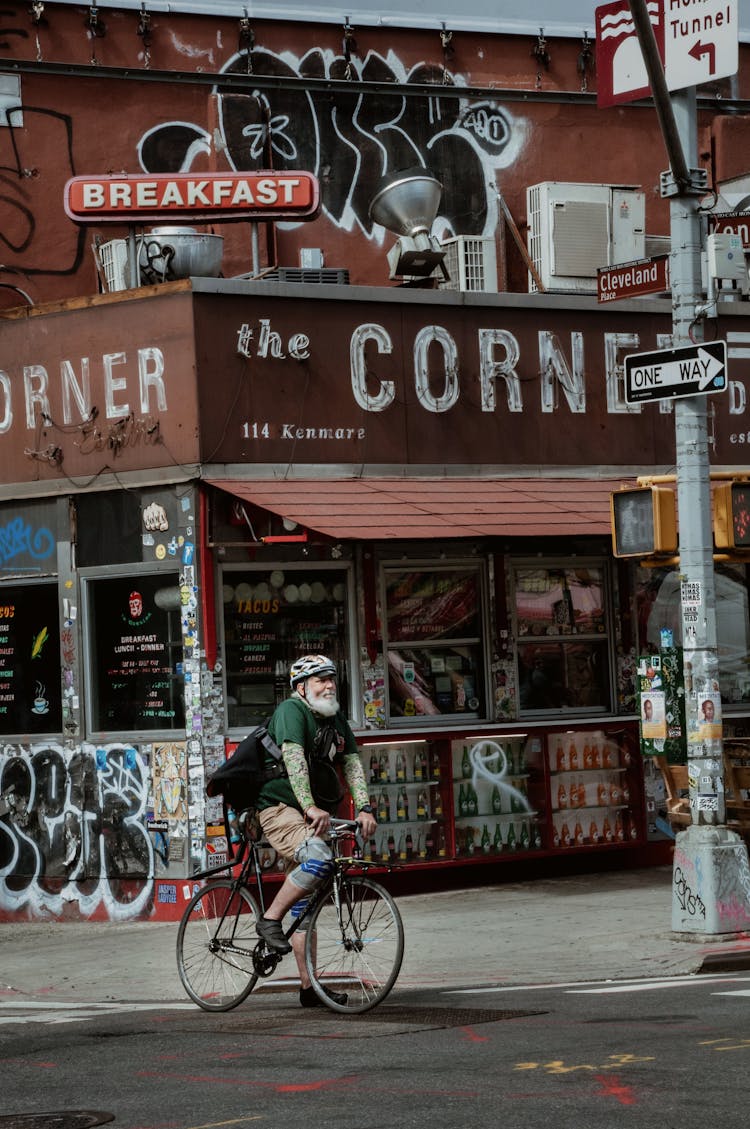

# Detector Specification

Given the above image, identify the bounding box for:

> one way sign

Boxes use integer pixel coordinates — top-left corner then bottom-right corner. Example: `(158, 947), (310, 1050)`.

(624, 340), (728, 405)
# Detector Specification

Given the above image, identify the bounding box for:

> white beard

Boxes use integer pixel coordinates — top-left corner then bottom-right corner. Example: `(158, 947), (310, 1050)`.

(305, 687), (339, 717)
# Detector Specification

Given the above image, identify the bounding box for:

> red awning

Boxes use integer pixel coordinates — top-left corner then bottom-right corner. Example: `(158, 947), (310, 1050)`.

(206, 477), (635, 540)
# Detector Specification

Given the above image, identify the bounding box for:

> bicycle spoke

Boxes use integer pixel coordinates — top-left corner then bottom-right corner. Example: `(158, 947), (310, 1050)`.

(176, 880), (260, 1012)
(305, 877), (404, 1013)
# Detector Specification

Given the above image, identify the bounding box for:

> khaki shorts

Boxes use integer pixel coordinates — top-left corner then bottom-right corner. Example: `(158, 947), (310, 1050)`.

(259, 803), (312, 869)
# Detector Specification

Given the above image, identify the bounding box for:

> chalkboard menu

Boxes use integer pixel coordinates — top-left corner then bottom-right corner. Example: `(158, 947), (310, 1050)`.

(0, 582), (62, 734)
(89, 573), (184, 732)
(222, 567), (350, 729)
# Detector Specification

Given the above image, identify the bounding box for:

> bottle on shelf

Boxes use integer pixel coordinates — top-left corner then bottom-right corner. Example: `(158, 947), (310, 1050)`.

(387, 831), (396, 859)
(364, 838), (375, 862)
(432, 789), (443, 817)
(466, 827), (476, 854)
(505, 745), (516, 775)
(493, 822), (504, 852)
(577, 777), (587, 807)
(589, 819), (600, 844)
(468, 784), (478, 817)
(569, 739), (579, 771)
(369, 753), (379, 783)
(574, 820), (584, 846)
(583, 743), (593, 769)
(557, 781), (568, 809)
(379, 833), (390, 863)
(395, 749), (406, 782)
(517, 744), (526, 774)
(602, 817), (613, 843)
(416, 789), (428, 819)
(622, 779), (630, 804)
(379, 753), (389, 782)
(397, 787), (409, 821)
(556, 740), (566, 772)
(426, 827), (435, 856)
(430, 749), (441, 780)
(568, 779), (578, 808)
(437, 826), (447, 857)
(531, 823), (543, 849)
(614, 814), (625, 842)
(609, 779), (621, 804)
(597, 778), (609, 806)
(560, 821), (571, 847)
(506, 822), (517, 851)
(414, 748), (427, 781)
(459, 783), (468, 816)
(590, 740), (601, 768)
(491, 784), (502, 814)
(377, 790), (390, 823)
(398, 832), (407, 861)
(417, 830), (427, 859)
(462, 745), (471, 778)
(481, 823), (491, 854)
(519, 821), (530, 850)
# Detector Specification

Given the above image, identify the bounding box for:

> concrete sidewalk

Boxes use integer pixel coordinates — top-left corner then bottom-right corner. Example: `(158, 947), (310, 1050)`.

(1, 866), (749, 1005)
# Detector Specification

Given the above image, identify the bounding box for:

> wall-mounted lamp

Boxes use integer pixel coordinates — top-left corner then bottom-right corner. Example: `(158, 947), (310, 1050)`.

(369, 167), (448, 282)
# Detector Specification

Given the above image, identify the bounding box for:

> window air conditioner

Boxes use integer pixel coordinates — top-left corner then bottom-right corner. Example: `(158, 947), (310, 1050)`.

(526, 182), (646, 293)
(439, 236), (498, 293)
(97, 239), (129, 292)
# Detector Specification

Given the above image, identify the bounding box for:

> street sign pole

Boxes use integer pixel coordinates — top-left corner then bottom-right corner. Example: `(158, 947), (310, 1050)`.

(628, 0), (750, 935)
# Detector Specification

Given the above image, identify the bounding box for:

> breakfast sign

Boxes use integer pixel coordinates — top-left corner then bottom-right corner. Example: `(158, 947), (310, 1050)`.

(63, 172), (320, 224)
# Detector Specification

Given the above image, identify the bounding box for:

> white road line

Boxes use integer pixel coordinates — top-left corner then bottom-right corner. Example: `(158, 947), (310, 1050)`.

(445, 974), (750, 996)
(0, 1000), (196, 1025)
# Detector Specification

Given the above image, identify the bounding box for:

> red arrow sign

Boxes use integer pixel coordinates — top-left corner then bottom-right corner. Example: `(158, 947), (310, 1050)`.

(688, 39), (716, 72)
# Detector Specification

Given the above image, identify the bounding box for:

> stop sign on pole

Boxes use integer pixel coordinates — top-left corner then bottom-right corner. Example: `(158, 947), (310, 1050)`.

(596, 0), (739, 107)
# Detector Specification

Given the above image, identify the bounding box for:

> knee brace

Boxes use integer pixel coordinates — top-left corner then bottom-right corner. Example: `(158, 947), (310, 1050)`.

(288, 836), (334, 892)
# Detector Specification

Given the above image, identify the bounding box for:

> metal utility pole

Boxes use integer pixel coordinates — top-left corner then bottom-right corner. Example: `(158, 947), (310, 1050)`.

(628, 0), (750, 935)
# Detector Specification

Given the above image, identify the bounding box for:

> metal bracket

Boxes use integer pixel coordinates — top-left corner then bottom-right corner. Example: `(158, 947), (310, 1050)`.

(660, 167), (709, 198)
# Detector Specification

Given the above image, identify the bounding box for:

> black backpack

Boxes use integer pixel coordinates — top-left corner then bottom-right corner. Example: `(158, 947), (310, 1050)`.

(206, 722), (286, 832)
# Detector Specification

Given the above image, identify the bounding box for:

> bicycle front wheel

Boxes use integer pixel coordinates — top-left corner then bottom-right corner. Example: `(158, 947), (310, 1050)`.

(304, 876), (404, 1014)
(176, 880), (260, 1011)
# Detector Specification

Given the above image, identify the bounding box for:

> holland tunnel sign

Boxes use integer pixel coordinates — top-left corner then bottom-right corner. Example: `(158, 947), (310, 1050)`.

(64, 172), (320, 224)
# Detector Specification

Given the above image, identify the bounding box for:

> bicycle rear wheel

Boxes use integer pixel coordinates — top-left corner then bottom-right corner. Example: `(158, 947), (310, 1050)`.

(304, 876), (404, 1014)
(176, 880), (260, 1011)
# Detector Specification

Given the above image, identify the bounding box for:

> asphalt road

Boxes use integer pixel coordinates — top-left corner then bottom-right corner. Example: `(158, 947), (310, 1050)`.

(3, 973), (750, 1129)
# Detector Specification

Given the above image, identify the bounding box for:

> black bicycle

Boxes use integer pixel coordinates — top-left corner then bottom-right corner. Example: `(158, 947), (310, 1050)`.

(176, 816), (404, 1015)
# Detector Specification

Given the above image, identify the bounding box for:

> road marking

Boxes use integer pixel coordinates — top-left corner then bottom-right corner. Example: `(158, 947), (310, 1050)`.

(445, 973), (750, 996)
(0, 1001), (195, 1026)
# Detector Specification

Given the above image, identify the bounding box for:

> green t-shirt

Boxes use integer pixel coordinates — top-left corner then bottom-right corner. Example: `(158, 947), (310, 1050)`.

(257, 696), (359, 813)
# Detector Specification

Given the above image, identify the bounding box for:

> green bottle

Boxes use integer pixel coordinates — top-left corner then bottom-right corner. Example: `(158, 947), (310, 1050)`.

(481, 824), (491, 854)
(491, 785), (502, 814)
(493, 822), (504, 852)
(519, 821), (530, 850)
(506, 822), (517, 851)
(462, 746), (471, 778)
(459, 783), (468, 816)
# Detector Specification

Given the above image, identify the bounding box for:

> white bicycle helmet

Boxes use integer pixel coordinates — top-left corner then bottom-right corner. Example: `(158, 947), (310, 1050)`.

(289, 654), (338, 688)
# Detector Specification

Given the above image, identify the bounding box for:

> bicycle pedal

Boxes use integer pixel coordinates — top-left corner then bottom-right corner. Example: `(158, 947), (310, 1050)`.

(252, 941), (282, 978)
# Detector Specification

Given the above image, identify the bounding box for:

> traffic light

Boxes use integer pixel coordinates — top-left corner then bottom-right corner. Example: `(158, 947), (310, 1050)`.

(610, 486), (678, 558)
(713, 480), (750, 549)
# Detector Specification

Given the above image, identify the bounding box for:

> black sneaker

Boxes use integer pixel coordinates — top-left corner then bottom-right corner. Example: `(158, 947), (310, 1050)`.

(256, 916), (292, 954)
(299, 984), (348, 1008)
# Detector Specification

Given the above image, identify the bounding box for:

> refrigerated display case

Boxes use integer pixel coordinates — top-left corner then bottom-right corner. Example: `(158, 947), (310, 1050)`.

(545, 727), (641, 849)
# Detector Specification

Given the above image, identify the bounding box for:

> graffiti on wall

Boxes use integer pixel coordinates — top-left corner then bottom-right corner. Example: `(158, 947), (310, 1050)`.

(138, 49), (527, 244)
(0, 741), (154, 919)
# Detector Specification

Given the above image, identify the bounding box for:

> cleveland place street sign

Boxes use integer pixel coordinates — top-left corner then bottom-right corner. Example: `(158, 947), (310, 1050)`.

(624, 340), (728, 404)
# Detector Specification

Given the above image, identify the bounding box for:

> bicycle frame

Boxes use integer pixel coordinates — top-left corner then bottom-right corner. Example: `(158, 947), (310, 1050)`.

(189, 817), (372, 956)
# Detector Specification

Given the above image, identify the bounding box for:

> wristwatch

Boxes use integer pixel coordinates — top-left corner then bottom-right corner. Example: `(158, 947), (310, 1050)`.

(358, 804), (374, 814)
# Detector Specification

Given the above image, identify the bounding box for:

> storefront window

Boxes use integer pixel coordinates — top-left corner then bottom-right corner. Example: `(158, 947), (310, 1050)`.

(85, 572), (184, 733)
(514, 564), (611, 713)
(384, 565), (486, 722)
(636, 563), (750, 705)
(0, 582), (62, 734)
(222, 566), (352, 730)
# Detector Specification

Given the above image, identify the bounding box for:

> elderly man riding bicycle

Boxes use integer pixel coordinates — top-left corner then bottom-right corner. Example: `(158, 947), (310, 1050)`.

(254, 654), (378, 1007)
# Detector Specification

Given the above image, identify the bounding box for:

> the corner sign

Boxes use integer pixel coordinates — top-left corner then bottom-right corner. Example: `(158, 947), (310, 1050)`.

(625, 340), (728, 404)
(64, 172), (320, 224)
(598, 254), (669, 302)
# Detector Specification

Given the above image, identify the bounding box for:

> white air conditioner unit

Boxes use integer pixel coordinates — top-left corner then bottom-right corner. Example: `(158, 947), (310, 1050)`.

(439, 236), (498, 292)
(527, 182), (646, 293)
(98, 239), (129, 292)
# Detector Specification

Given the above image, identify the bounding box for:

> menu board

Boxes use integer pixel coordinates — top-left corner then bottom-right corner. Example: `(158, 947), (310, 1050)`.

(0, 583), (62, 734)
(223, 568), (349, 729)
(89, 573), (184, 732)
